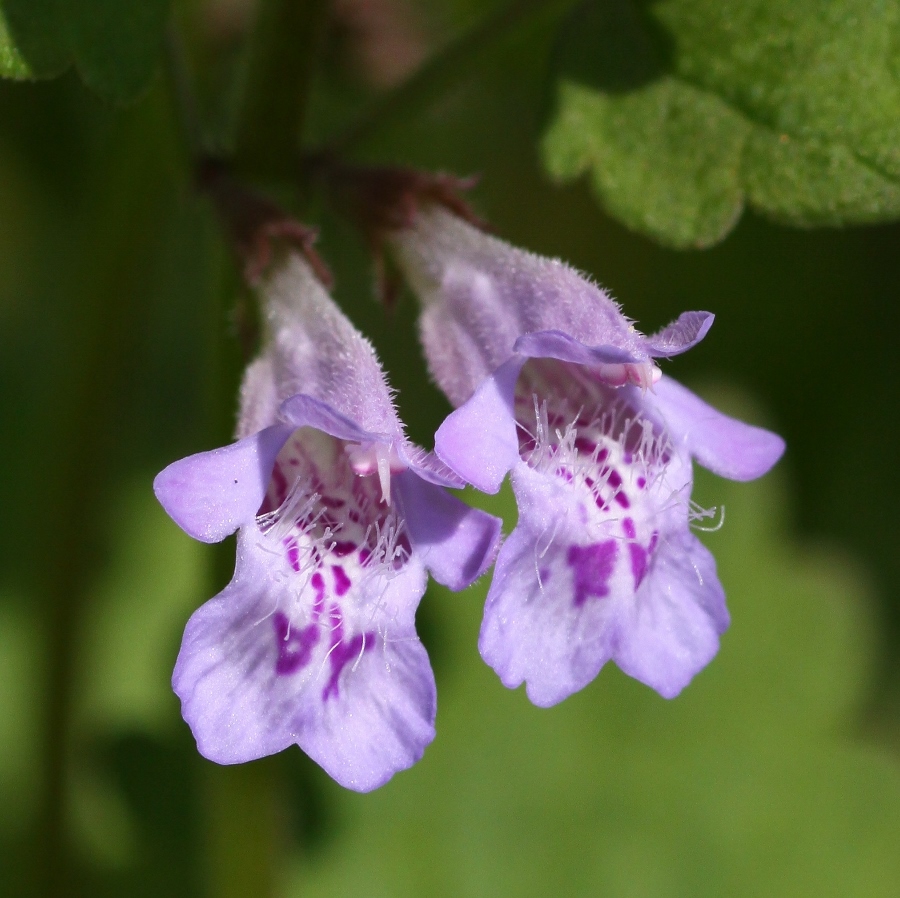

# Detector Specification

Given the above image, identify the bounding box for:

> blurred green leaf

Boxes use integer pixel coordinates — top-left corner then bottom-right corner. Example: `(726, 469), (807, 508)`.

(543, 0), (900, 247)
(0, 0), (170, 103)
(0, 7), (33, 78)
(286, 390), (900, 898)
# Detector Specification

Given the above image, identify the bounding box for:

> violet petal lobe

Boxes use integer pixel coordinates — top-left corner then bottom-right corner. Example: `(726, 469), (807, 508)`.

(613, 530), (729, 699)
(172, 526), (436, 792)
(650, 375), (786, 481)
(478, 461), (624, 707)
(393, 469), (501, 590)
(153, 423), (294, 543)
(513, 330), (640, 366)
(645, 311), (714, 358)
(279, 393), (389, 446)
(433, 355), (524, 494)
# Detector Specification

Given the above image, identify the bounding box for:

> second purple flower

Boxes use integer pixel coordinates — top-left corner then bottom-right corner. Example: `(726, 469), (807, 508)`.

(389, 204), (785, 707)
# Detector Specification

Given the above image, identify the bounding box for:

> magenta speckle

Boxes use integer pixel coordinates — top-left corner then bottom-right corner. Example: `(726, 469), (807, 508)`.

(614, 491), (630, 508)
(311, 572), (326, 617)
(637, 476), (647, 489)
(285, 537), (301, 572)
(273, 612), (319, 675)
(628, 543), (649, 589)
(567, 540), (617, 607)
(321, 607), (375, 701)
(332, 540), (356, 557)
(622, 518), (636, 540)
(332, 565), (351, 596)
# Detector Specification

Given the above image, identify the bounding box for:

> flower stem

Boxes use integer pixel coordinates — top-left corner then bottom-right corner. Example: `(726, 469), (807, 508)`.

(202, 757), (285, 898)
(316, 0), (576, 157)
(234, 0), (331, 180)
(34, 95), (175, 898)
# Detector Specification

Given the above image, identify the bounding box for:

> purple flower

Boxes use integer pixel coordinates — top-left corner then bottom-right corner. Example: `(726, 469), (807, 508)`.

(154, 254), (500, 791)
(391, 206), (785, 706)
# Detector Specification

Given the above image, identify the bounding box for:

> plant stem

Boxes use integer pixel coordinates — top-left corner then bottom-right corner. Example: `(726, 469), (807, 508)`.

(165, 21), (207, 160)
(317, 0), (572, 157)
(199, 251), (284, 898)
(35, 95), (174, 898)
(235, 0), (331, 180)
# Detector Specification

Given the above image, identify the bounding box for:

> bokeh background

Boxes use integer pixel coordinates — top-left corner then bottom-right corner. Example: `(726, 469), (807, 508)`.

(2, 0), (900, 895)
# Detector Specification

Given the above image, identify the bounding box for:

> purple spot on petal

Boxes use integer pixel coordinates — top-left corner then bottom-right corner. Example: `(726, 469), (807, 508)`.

(332, 540), (356, 557)
(311, 572), (326, 618)
(285, 537), (301, 572)
(622, 518), (636, 540)
(332, 565), (351, 596)
(273, 612), (320, 676)
(637, 476), (647, 490)
(567, 541), (618, 607)
(614, 491), (630, 508)
(574, 436), (596, 455)
(321, 606), (375, 701)
(628, 543), (649, 589)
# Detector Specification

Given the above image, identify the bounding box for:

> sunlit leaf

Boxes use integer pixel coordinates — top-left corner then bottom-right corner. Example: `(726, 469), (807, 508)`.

(543, 0), (900, 247)
(0, 0), (170, 103)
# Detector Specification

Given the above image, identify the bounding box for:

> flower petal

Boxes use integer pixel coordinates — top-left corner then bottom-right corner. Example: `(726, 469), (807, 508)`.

(434, 355), (524, 493)
(651, 375), (786, 481)
(613, 531), (729, 698)
(645, 311), (714, 357)
(393, 469), (501, 590)
(513, 330), (640, 365)
(153, 424), (294, 543)
(478, 462), (622, 707)
(279, 394), (387, 445)
(172, 528), (435, 792)
(261, 254), (403, 437)
(392, 206), (647, 404)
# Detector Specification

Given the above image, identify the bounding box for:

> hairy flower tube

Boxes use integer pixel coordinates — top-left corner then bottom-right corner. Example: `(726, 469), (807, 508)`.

(154, 253), (500, 791)
(390, 205), (785, 706)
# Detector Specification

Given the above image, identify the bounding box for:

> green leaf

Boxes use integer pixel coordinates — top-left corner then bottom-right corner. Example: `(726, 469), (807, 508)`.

(543, 0), (900, 247)
(0, 0), (67, 79)
(287, 389), (900, 897)
(71, 0), (172, 104)
(0, 0), (170, 103)
(0, 12), (30, 78)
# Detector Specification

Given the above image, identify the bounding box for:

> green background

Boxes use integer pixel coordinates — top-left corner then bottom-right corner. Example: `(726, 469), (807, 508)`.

(2, 0), (899, 895)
